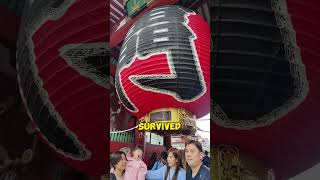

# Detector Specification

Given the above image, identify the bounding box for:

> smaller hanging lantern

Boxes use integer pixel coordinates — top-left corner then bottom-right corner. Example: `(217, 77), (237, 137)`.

(138, 108), (197, 135)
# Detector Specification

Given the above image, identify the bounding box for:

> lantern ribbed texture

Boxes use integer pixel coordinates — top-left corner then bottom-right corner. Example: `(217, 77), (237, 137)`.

(16, 0), (109, 175)
(212, 0), (320, 179)
(115, 5), (210, 119)
(211, 0), (309, 129)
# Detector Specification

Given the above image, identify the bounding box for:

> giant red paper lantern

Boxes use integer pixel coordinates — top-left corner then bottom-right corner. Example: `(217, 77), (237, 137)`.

(16, 0), (109, 176)
(212, 0), (320, 178)
(115, 5), (210, 119)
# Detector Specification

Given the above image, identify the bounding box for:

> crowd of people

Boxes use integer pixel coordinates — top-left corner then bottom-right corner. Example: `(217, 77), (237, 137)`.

(109, 140), (210, 180)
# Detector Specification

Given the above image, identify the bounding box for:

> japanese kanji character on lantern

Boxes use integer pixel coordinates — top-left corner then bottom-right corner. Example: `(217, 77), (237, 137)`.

(115, 6), (210, 134)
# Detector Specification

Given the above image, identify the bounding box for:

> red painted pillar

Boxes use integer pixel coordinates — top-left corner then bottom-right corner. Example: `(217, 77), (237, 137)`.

(134, 118), (144, 148)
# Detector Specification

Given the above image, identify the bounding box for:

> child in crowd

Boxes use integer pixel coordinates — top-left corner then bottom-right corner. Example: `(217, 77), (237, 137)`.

(124, 146), (147, 180)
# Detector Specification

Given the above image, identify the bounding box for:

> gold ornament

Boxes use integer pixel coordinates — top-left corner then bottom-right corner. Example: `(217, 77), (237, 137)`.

(213, 145), (271, 180)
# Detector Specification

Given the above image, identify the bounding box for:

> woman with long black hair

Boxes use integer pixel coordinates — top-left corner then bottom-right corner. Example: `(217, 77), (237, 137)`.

(110, 151), (127, 180)
(145, 148), (186, 180)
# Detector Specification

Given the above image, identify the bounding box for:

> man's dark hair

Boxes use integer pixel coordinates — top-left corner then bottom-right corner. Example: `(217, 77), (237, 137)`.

(186, 140), (203, 152)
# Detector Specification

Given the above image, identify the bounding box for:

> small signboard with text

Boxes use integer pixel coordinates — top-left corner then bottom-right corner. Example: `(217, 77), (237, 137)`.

(126, 0), (155, 18)
(171, 135), (186, 150)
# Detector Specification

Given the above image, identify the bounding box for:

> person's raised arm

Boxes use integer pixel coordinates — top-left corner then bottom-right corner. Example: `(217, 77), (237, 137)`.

(151, 161), (158, 171)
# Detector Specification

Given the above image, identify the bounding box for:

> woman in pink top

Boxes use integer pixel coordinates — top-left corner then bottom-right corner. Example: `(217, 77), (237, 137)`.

(124, 146), (147, 180)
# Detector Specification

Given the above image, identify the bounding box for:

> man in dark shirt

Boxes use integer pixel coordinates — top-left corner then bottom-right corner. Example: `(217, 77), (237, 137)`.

(185, 140), (210, 180)
(202, 151), (210, 168)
